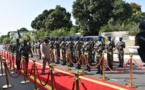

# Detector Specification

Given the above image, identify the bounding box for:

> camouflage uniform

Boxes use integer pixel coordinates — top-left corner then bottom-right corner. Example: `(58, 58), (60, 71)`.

(66, 36), (75, 67)
(54, 36), (60, 64)
(116, 37), (125, 67)
(94, 36), (104, 74)
(74, 36), (83, 69)
(105, 36), (115, 69)
(60, 37), (67, 65)
(84, 37), (93, 72)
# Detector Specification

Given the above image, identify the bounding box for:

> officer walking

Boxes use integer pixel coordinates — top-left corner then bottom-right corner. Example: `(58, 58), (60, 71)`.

(105, 36), (115, 70)
(116, 37), (125, 67)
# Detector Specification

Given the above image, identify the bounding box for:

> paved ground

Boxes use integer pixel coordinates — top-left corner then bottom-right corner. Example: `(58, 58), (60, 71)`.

(0, 45), (145, 90)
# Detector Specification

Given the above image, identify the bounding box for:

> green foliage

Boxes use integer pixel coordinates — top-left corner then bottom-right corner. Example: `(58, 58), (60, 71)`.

(19, 27), (29, 32)
(31, 5), (72, 31)
(3, 37), (11, 44)
(72, 0), (132, 36)
(49, 28), (76, 36)
(0, 35), (8, 43)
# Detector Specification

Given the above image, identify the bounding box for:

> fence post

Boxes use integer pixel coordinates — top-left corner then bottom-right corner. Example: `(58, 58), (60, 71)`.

(0, 55), (5, 76)
(2, 59), (13, 89)
(126, 54), (137, 88)
(100, 53), (109, 81)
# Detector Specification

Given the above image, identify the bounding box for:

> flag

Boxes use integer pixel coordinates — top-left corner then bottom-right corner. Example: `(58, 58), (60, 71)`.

(17, 29), (21, 39)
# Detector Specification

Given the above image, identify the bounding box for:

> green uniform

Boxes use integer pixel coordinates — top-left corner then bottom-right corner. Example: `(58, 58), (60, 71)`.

(116, 41), (125, 67)
(105, 40), (115, 69)
(94, 40), (104, 74)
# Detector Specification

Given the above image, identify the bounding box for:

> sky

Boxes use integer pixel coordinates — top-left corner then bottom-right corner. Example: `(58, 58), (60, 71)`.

(0, 0), (145, 36)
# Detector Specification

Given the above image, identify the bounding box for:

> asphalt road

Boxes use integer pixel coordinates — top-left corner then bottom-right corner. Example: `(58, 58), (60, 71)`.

(0, 45), (145, 90)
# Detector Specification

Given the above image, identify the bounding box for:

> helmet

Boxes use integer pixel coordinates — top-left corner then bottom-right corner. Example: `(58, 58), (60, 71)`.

(68, 36), (73, 41)
(107, 36), (111, 38)
(139, 20), (145, 30)
(86, 37), (90, 41)
(75, 36), (80, 40)
(98, 35), (102, 39)
(61, 36), (65, 41)
(55, 36), (59, 41)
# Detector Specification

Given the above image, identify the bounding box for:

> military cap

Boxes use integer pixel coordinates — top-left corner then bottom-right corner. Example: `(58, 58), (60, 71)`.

(107, 36), (111, 38)
(98, 35), (102, 39)
(55, 36), (59, 40)
(61, 36), (65, 40)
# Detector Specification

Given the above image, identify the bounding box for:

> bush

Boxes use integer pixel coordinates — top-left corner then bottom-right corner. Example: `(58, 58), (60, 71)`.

(3, 38), (11, 44)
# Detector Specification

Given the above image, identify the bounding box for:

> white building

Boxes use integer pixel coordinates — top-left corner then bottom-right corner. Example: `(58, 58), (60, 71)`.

(9, 31), (28, 40)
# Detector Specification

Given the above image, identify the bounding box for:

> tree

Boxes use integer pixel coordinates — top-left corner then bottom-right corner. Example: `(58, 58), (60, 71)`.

(19, 27), (29, 32)
(130, 2), (141, 13)
(72, 0), (132, 35)
(3, 37), (11, 44)
(0, 35), (8, 43)
(31, 5), (72, 31)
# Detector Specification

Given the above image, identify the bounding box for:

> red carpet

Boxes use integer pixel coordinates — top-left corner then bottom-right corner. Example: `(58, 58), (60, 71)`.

(0, 51), (135, 90)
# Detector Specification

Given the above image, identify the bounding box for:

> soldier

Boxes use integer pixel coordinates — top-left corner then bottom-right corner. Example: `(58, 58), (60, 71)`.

(20, 40), (33, 69)
(13, 38), (21, 70)
(116, 37), (125, 67)
(31, 41), (35, 54)
(94, 36), (104, 74)
(74, 36), (83, 69)
(84, 37), (93, 72)
(54, 36), (60, 64)
(36, 40), (41, 59)
(105, 36), (115, 70)
(66, 36), (75, 67)
(49, 37), (55, 52)
(60, 36), (67, 65)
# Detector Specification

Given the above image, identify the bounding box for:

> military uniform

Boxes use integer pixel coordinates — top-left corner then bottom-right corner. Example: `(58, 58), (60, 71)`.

(84, 37), (93, 72)
(54, 36), (60, 64)
(94, 36), (104, 74)
(74, 36), (82, 69)
(60, 37), (67, 65)
(105, 36), (115, 69)
(116, 37), (125, 67)
(66, 36), (75, 67)
(36, 40), (41, 59)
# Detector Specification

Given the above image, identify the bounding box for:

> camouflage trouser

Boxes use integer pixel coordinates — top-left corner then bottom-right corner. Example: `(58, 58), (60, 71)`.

(55, 48), (60, 61)
(107, 51), (113, 69)
(61, 48), (66, 62)
(118, 50), (124, 66)
(84, 51), (92, 70)
(96, 53), (102, 71)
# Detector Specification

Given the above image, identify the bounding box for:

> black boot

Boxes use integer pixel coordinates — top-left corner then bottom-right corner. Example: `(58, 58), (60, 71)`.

(55, 60), (60, 64)
(87, 65), (91, 72)
(76, 64), (81, 69)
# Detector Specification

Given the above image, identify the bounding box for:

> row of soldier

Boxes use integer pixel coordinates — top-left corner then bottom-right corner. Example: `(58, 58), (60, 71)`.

(7, 35), (125, 75)
(31, 36), (125, 74)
